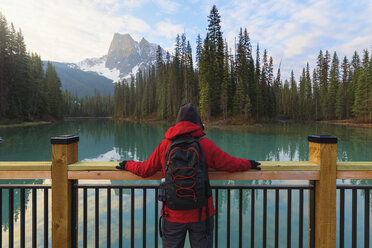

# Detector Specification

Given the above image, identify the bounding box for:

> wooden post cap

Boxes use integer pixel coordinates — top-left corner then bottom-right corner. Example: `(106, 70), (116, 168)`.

(308, 135), (337, 144)
(51, 135), (79, 145)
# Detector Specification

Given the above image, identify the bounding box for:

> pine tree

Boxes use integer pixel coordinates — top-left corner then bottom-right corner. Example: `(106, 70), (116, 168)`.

(234, 28), (249, 116)
(220, 41), (229, 119)
(336, 56), (350, 119)
(0, 13), (10, 117)
(305, 63), (313, 119)
(260, 49), (269, 118)
(255, 43), (263, 119)
(353, 49), (370, 120)
(29, 53), (47, 118)
(198, 34), (211, 118)
(9, 28), (30, 119)
(289, 71), (298, 119)
(195, 34), (202, 70)
(273, 62), (282, 117)
(204, 5), (224, 116)
(312, 68), (321, 120)
(327, 52), (340, 119)
(317, 50), (330, 119)
(341, 56), (352, 118)
(299, 68), (306, 120)
(45, 62), (63, 119)
(267, 56), (276, 118)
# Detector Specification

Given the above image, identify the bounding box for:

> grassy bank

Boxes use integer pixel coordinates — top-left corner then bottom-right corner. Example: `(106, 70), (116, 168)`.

(0, 121), (52, 128)
(319, 119), (372, 128)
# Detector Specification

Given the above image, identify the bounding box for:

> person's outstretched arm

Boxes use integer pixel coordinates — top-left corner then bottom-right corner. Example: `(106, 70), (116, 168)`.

(200, 138), (259, 171)
(118, 139), (168, 177)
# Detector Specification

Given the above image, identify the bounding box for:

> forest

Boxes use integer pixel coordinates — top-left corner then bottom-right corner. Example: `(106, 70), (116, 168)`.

(106, 5), (372, 122)
(0, 12), (63, 123)
(1, 6), (371, 123)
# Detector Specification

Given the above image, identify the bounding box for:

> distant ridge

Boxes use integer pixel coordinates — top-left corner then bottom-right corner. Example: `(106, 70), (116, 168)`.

(43, 61), (114, 97)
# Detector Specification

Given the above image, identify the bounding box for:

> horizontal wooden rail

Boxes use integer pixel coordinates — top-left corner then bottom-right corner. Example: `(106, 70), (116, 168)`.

(1, 161), (372, 179)
(0, 161), (51, 179)
(337, 161), (372, 179)
(67, 161), (320, 180)
(0, 161), (51, 170)
(0, 161), (320, 180)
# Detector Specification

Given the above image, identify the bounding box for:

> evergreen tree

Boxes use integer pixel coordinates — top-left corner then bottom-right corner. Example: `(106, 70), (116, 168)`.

(341, 56), (352, 118)
(299, 68), (307, 119)
(305, 63), (313, 119)
(200, 4), (224, 117)
(312, 68), (321, 120)
(0, 13), (10, 116)
(289, 71), (298, 119)
(9, 28), (30, 119)
(45, 62), (63, 119)
(255, 43), (263, 119)
(195, 34), (202, 70)
(220, 41), (229, 119)
(353, 49), (370, 120)
(267, 56), (276, 118)
(317, 50), (330, 119)
(273, 61), (282, 116)
(29, 53), (47, 118)
(327, 52), (340, 119)
(336, 56), (350, 119)
(234, 28), (249, 116)
(198, 34), (211, 117)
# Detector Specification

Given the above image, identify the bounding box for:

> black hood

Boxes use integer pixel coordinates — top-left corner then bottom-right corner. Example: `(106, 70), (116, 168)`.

(175, 103), (204, 130)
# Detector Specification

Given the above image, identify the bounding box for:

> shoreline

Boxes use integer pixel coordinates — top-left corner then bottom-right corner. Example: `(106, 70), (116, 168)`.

(0, 121), (52, 128)
(318, 120), (372, 128)
(1, 117), (371, 129)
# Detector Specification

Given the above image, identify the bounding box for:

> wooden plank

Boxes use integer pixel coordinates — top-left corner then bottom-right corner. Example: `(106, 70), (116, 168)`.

(309, 141), (337, 248)
(68, 162), (117, 171)
(337, 171), (372, 179)
(0, 171), (51, 179)
(210, 171), (319, 180)
(68, 170), (320, 180)
(68, 161), (320, 171)
(0, 162), (51, 171)
(337, 162), (372, 171)
(68, 171), (163, 180)
(52, 140), (78, 248)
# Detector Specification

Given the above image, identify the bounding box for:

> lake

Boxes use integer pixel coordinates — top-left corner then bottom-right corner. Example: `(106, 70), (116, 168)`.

(0, 119), (371, 247)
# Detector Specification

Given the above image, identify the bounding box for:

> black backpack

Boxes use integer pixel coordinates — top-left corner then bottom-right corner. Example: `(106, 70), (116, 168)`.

(163, 137), (212, 211)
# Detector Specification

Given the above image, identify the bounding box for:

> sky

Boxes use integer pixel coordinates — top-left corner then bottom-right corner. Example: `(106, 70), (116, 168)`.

(1, 0), (372, 79)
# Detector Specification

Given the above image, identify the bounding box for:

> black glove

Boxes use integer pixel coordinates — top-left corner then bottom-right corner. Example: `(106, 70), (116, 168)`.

(249, 160), (261, 170)
(116, 161), (128, 170)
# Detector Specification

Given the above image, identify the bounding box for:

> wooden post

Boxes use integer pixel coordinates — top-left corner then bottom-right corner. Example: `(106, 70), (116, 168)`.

(308, 135), (337, 248)
(51, 135), (79, 248)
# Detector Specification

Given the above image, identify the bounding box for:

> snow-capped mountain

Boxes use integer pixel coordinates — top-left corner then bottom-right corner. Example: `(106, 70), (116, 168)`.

(76, 33), (163, 83)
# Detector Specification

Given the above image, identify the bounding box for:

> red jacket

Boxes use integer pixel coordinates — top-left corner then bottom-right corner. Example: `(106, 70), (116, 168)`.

(125, 121), (252, 223)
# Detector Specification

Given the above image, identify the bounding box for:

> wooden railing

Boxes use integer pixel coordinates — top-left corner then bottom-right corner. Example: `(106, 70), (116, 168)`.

(0, 135), (372, 247)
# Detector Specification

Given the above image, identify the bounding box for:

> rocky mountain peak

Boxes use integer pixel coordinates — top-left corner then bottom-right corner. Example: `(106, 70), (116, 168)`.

(139, 37), (150, 47)
(107, 33), (136, 59)
(77, 33), (165, 83)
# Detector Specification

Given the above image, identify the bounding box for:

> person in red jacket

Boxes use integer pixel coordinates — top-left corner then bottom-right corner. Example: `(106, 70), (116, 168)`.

(117, 103), (261, 248)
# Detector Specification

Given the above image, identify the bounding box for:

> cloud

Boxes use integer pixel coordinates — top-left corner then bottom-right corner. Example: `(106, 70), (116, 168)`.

(215, 0), (372, 79)
(154, 0), (181, 13)
(0, 0), (150, 62)
(332, 34), (372, 59)
(154, 21), (184, 39)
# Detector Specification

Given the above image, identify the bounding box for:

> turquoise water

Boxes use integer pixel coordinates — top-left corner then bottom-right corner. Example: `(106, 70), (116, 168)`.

(0, 119), (371, 247)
